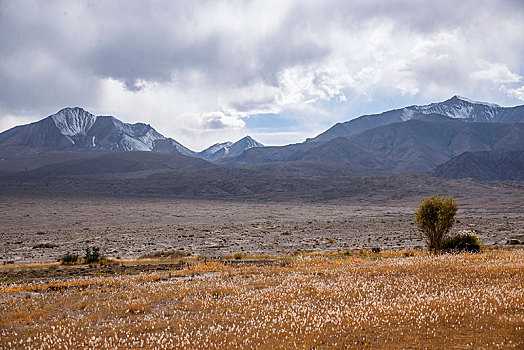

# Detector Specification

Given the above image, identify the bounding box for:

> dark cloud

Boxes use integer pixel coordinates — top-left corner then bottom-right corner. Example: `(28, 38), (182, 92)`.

(0, 0), (523, 148)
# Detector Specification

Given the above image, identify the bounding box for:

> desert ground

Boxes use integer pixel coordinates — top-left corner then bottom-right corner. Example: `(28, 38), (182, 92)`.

(0, 195), (522, 264)
(0, 194), (523, 349)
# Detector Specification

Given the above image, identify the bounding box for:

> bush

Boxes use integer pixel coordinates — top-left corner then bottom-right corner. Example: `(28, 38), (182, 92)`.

(61, 253), (79, 264)
(33, 242), (59, 249)
(371, 247), (381, 253)
(85, 246), (101, 263)
(443, 233), (480, 252)
(415, 196), (457, 252)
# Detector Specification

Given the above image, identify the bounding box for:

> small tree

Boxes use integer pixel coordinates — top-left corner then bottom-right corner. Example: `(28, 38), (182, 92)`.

(415, 196), (457, 252)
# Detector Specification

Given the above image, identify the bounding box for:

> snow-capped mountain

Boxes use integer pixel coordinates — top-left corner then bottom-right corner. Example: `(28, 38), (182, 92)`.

(198, 141), (233, 160)
(198, 136), (263, 161)
(0, 107), (194, 157)
(310, 95), (524, 142)
(399, 96), (502, 122)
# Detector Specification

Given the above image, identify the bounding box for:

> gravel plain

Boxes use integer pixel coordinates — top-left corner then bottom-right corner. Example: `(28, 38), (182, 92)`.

(1, 195), (522, 263)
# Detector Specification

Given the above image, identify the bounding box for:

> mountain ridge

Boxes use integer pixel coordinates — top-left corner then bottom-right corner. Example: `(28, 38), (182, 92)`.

(220, 117), (524, 175)
(308, 95), (524, 143)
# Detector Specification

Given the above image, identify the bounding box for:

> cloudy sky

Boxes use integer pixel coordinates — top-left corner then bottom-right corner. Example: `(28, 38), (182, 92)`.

(1, 0), (523, 150)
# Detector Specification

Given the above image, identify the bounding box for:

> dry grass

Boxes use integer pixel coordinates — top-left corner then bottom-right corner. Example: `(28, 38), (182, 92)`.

(0, 249), (523, 349)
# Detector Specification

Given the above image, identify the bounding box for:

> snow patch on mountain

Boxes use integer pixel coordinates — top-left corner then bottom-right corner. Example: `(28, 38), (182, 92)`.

(199, 142), (233, 158)
(400, 95), (499, 122)
(455, 96), (500, 107)
(52, 107), (97, 136)
(120, 135), (152, 151)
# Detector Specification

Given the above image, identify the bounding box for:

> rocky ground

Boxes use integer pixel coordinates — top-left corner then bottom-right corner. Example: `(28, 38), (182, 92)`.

(1, 196), (522, 264)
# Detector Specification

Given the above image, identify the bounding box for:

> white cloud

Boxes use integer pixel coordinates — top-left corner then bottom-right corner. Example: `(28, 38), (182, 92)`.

(200, 111), (245, 130)
(471, 61), (522, 83)
(501, 85), (524, 101)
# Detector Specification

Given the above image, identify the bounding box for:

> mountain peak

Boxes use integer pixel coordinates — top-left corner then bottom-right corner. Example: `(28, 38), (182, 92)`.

(51, 107), (97, 136)
(0, 107), (197, 156)
(56, 106), (90, 114)
(236, 135), (263, 146)
(198, 135), (264, 161)
(447, 95), (500, 107)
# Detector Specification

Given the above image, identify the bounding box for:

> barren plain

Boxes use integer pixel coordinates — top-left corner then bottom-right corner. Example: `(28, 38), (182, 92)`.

(1, 194), (522, 264)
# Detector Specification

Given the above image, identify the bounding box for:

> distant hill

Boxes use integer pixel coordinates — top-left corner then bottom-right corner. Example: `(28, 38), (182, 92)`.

(198, 141), (233, 160)
(0, 151), (216, 179)
(432, 150), (524, 181)
(308, 96), (524, 143)
(217, 142), (317, 167)
(2, 160), (522, 203)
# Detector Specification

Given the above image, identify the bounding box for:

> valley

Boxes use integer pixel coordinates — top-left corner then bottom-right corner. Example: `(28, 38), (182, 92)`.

(2, 3), (524, 348)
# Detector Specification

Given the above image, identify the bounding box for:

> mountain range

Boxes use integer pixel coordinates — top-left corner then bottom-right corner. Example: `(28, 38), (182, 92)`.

(0, 107), (263, 161)
(0, 96), (523, 193)
(224, 115), (523, 173)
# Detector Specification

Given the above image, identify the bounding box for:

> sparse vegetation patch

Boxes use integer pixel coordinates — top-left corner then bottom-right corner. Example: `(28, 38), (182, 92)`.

(84, 246), (102, 264)
(0, 249), (522, 349)
(60, 253), (79, 264)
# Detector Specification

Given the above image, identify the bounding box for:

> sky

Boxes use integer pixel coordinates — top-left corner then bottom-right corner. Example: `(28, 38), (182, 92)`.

(1, 0), (523, 151)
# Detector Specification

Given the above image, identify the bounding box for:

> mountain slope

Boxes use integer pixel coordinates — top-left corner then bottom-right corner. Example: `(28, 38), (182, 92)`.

(300, 119), (524, 173)
(199, 136), (264, 161)
(0, 107), (195, 158)
(217, 142), (317, 166)
(432, 150), (524, 181)
(221, 118), (524, 174)
(151, 138), (195, 157)
(198, 141), (233, 160)
(309, 96), (524, 143)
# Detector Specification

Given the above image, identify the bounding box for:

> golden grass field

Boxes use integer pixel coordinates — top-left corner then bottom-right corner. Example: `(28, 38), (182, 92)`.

(1, 249), (522, 349)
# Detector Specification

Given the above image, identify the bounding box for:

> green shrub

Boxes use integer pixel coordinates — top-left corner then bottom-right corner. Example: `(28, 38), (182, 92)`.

(85, 246), (101, 263)
(443, 233), (480, 252)
(61, 253), (79, 264)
